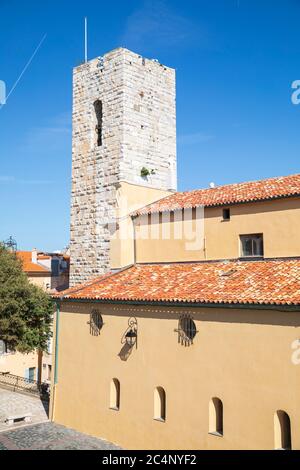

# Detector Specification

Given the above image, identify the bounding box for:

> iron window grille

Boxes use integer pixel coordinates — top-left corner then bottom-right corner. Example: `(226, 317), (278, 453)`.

(175, 314), (198, 346)
(88, 310), (104, 336)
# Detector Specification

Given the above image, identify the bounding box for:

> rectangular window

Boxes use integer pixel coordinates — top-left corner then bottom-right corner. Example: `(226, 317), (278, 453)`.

(47, 339), (52, 355)
(240, 234), (264, 258)
(28, 367), (36, 382)
(222, 208), (230, 221)
(0, 340), (6, 355)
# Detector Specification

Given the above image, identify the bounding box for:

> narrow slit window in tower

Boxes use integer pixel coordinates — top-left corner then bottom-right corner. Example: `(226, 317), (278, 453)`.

(94, 100), (103, 146)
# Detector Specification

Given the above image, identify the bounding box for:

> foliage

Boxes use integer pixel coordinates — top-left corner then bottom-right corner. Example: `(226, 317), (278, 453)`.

(0, 245), (53, 353)
(140, 167), (156, 177)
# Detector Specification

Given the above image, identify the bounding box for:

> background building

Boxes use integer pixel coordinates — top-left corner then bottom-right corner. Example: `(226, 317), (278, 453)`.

(0, 249), (69, 383)
(17, 249), (69, 292)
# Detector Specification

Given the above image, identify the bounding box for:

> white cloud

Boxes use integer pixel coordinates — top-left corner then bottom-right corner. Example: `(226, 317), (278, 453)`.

(0, 176), (53, 185)
(121, 0), (196, 51)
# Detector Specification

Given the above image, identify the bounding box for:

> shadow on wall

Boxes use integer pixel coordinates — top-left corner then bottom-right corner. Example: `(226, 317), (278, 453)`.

(118, 343), (133, 361)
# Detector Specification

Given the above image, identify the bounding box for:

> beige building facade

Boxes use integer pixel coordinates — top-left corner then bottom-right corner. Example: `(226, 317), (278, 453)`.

(134, 197), (300, 264)
(50, 47), (300, 450)
(51, 301), (300, 450)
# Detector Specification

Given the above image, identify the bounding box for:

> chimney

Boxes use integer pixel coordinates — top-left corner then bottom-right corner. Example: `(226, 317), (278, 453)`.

(32, 248), (38, 264)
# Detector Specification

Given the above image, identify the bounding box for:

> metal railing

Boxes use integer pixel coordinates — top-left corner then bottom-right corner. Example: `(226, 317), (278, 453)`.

(0, 372), (50, 400)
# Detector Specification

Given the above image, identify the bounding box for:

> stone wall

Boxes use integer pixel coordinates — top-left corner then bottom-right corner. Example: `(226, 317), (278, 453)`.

(70, 48), (177, 286)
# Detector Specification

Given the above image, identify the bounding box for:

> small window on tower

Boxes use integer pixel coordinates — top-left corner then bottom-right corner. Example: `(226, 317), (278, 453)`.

(94, 100), (103, 146)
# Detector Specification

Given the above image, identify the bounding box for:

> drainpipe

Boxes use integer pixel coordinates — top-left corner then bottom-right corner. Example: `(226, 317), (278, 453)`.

(51, 302), (60, 422)
(133, 217), (137, 265)
(54, 302), (60, 385)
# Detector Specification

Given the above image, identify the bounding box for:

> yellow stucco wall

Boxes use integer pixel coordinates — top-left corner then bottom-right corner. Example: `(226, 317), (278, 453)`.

(0, 352), (38, 378)
(110, 181), (173, 269)
(51, 302), (300, 450)
(28, 273), (52, 290)
(135, 197), (300, 263)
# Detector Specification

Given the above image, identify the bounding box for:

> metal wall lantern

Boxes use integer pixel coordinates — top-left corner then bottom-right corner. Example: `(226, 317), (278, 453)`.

(123, 317), (138, 349)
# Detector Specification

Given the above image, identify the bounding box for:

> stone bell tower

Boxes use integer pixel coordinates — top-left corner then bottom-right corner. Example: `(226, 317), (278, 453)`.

(70, 48), (177, 286)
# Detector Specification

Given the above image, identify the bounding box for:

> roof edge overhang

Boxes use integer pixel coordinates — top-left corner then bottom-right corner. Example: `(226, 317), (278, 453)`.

(131, 193), (300, 218)
(54, 297), (300, 312)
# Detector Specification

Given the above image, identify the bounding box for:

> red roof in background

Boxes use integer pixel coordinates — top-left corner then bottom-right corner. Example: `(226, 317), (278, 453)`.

(134, 173), (300, 215)
(55, 259), (300, 307)
(16, 251), (50, 274)
(37, 255), (51, 260)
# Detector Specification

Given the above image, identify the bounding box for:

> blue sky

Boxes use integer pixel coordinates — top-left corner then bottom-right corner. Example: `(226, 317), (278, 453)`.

(0, 0), (299, 251)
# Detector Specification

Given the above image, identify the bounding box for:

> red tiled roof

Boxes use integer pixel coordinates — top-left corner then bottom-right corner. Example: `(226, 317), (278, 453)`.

(16, 251), (50, 274)
(55, 259), (300, 307)
(37, 255), (51, 260)
(134, 173), (300, 215)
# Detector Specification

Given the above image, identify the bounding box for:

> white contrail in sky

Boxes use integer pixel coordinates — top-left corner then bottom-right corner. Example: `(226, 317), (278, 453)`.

(0, 33), (47, 110)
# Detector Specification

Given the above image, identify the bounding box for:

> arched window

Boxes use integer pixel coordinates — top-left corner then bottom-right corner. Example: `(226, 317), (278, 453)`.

(110, 378), (120, 410)
(154, 387), (166, 421)
(274, 410), (292, 450)
(209, 397), (223, 436)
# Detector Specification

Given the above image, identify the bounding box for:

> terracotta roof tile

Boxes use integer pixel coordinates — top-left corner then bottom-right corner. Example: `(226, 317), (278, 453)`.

(16, 251), (50, 274)
(55, 259), (300, 307)
(134, 173), (300, 215)
(37, 255), (51, 260)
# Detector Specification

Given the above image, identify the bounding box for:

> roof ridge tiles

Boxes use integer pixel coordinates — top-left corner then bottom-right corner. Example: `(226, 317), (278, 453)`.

(132, 172), (300, 216)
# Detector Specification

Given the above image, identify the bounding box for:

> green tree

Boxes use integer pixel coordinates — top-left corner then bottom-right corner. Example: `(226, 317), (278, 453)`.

(0, 245), (53, 353)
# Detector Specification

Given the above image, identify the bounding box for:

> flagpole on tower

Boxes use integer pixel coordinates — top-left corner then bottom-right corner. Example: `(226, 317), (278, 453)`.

(84, 17), (88, 63)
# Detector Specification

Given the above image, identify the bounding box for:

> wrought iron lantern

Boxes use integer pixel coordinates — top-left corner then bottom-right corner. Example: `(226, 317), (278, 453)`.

(123, 317), (138, 349)
(125, 328), (137, 347)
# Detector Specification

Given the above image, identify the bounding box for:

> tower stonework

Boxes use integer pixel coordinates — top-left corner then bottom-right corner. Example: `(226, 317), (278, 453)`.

(70, 48), (177, 286)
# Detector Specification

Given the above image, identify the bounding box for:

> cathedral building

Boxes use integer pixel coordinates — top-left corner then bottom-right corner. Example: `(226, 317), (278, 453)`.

(51, 48), (300, 450)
